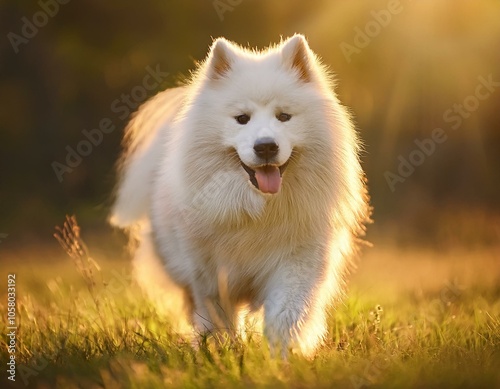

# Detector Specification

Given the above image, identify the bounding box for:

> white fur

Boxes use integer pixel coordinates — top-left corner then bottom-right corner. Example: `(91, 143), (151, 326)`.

(110, 34), (370, 356)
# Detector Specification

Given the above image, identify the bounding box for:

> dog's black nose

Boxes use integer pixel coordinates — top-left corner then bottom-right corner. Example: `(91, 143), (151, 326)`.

(254, 138), (279, 160)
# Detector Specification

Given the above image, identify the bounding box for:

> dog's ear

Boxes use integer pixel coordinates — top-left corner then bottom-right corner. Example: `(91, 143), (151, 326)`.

(206, 38), (237, 80)
(280, 34), (314, 83)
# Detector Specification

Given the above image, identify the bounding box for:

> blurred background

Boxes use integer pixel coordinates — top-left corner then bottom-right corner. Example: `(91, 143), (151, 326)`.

(1, 0), (499, 253)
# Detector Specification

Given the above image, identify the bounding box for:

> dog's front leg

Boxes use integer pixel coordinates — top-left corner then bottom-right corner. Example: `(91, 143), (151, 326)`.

(190, 274), (239, 341)
(263, 251), (333, 357)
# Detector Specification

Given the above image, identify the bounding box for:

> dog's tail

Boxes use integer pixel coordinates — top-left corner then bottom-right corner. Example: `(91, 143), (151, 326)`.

(109, 86), (187, 228)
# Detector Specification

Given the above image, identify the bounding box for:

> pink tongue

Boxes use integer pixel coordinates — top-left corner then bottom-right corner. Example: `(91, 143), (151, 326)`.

(254, 166), (282, 194)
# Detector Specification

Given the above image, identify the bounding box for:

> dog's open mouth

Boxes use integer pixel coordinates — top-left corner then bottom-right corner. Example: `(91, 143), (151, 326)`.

(241, 161), (290, 194)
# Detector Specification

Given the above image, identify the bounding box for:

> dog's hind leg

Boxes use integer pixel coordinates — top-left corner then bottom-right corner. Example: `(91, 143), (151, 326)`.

(131, 224), (191, 332)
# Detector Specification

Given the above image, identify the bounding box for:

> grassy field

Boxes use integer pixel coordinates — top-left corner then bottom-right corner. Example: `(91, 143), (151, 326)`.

(1, 232), (499, 388)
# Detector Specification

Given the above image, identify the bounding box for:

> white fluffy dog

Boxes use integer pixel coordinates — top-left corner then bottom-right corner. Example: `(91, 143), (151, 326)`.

(110, 34), (370, 356)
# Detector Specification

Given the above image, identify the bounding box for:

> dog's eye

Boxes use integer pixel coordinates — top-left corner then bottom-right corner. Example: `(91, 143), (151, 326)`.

(235, 114), (250, 125)
(277, 113), (292, 122)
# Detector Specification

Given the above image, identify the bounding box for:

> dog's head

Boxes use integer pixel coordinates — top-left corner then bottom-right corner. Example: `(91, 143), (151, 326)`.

(192, 34), (334, 195)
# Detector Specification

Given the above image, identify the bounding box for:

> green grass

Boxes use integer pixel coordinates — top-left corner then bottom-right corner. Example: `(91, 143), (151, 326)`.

(1, 231), (499, 388)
